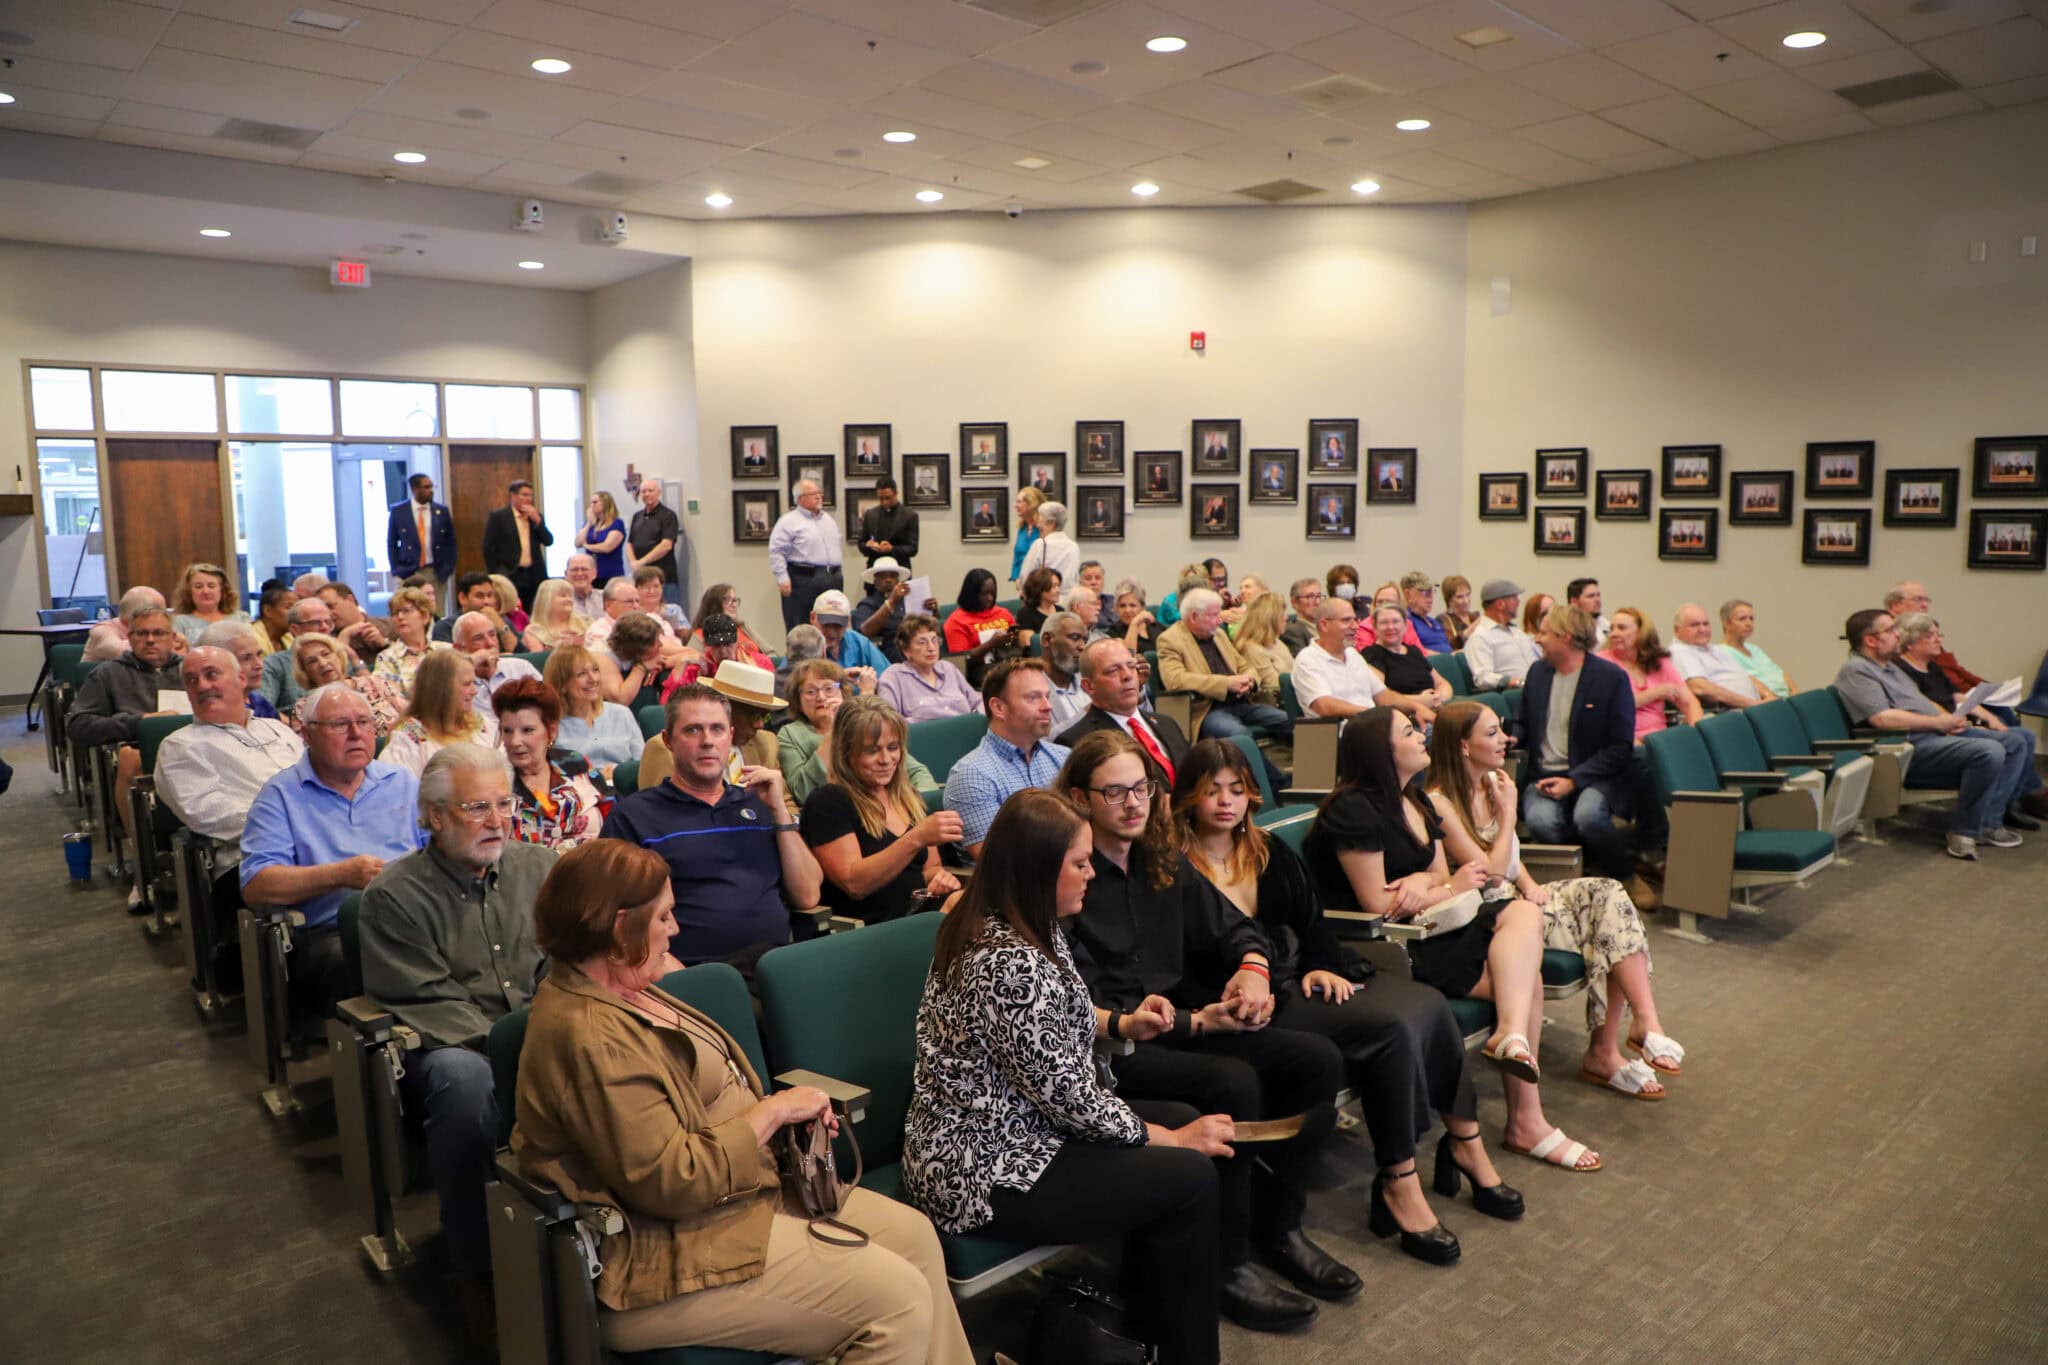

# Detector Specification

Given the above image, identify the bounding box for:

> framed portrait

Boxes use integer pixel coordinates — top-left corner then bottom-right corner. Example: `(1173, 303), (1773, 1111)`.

(1728, 470), (1792, 526)
(902, 453), (950, 509)
(1250, 449), (1298, 505)
(1192, 419), (1241, 476)
(1477, 472), (1527, 521)
(1534, 506), (1586, 556)
(1972, 435), (2047, 497)
(1306, 483), (1356, 539)
(732, 489), (778, 544)
(845, 487), (880, 541)
(1882, 468), (1957, 527)
(1190, 483), (1239, 539)
(1661, 444), (1723, 499)
(843, 423), (891, 480)
(1802, 508), (1871, 566)
(1076, 420), (1124, 476)
(1018, 453), (1066, 505)
(1658, 509), (1718, 561)
(1804, 440), (1874, 499)
(1308, 419), (1359, 476)
(960, 422), (1008, 477)
(788, 456), (836, 509)
(1134, 450), (1183, 507)
(1366, 448), (1417, 505)
(1535, 447), (1587, 498)
(1076, 485), (1125, 541)
(1967, 508), (2045, 570)
(1595, 469), (1650, 521)
(960, 489), (1009, 543)
(729, 425), (778, 481)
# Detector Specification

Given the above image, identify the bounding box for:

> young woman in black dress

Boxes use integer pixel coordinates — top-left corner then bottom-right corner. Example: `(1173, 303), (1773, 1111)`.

(798, 697), (962, 923)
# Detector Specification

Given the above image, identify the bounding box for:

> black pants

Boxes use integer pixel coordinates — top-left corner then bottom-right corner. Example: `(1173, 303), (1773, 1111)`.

(508, 564), (546, 613)
(780, 563), (842, 631)
(287, 923), (353, 1022)
(1273, 976), (1476, 1169)
(985, 1099), (1219, 1365)
(1110, 1026), (1340, 1266)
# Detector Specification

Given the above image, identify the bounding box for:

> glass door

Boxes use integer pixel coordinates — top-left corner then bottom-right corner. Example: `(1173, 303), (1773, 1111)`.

(337, 444), (438, 610)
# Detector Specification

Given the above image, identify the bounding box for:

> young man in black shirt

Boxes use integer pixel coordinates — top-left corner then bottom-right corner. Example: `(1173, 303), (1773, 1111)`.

(856, 476), (919, 572)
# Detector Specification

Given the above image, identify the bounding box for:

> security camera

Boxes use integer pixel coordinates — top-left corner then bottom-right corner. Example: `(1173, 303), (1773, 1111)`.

(513, 199), (544, 232)
(1005, 202), (1023, 220)
(599, 212), (630, 244)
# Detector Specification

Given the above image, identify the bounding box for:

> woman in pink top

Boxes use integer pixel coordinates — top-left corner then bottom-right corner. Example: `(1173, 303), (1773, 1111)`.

(1600, 607), (1702, 742)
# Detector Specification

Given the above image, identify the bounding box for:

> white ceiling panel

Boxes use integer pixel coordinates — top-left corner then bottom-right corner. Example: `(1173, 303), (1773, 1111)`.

(1134, 78), (1327, 131)
(1847, 0), (2025, 44)
(553, 119), (739, 171)
(1124, 151), (1267, 190)
(1205, 52), (1340, 95)
(1461, 172), (1542, 196)
(1601, 23), (1780, 89)
(1154, 0), (1360, 49)
(919, 60), (1114, 119)
(1370, 147), (1501, 188)
(1912, 16), (2048, 86)
(793, 0), (1034, 55)
(99, 123), (308, 161)
(346, 0), (494, 23)
(0, 86), (117, 121)
(1380, 0), (1584, 72)
(587, 95), (791, 149)
(636, 73), (845, 128)
(471, 158), (598, 186)
(1520, 110), (1669, 156)
(0, 0), (172, 70)
(1862, 87), (1988, 122)
(1663, 0), (1779, 18)
(333, 110), (543, 158)
(1293, 23), (1480, 91)
(946, 141), (1111, 182)
(2, 112), (110, 140)
(427, 28), (671, 92)
(977, 4), (1267, 99)
(1790, 45), (1930, 89)
(1710, 0), (1901, 68)
(1694, 69), (1856, 121)
(1446, 130), (1606, 178)
(1497, 0), (1693, 48)
(469, 0), (720, 65)
(1067, 101), (1234, 152)
(1045, 169), (1212, 205)
(715, 146), (887, 189)
(179, 0), (459, 56)
(301, 133), (508, 176)
(1009, 120), (1169, 168)
(1603, 90), (1765, 149)
(157, 13), (419, 83)
(1419, 74), (1585, 127)
(1977, 72), (2048, 105)
(726, 10), (964, 85)
(859, 86), (1046, 140)
(370, 60), (617, 137)
(575, 0), (788, 41)
(760, 116), (980, 165)
(1508, 51), (1675, 109)
(1326, 95), (1494, 142)
(104, 101), (229, 136)
(1763, 109), (1873, 139)
(1600, 145), (1694, 172)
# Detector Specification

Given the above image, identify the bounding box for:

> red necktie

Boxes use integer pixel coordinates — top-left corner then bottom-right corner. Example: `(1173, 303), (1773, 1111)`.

(1129, 715), (1175, 786)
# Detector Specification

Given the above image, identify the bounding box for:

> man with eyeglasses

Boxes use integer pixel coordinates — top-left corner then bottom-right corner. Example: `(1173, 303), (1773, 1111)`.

(242, 685), (426, 1018)
(1058, 639), (1192, 785)
(1280, 578), (1323, 655)
(70, 601), (188, 907)
(944, 658), (1072, 860)
(358, 744), (556, 1334)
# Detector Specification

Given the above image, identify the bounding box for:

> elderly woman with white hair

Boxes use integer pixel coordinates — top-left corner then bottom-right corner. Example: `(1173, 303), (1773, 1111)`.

(1019, 498), (1080, 587)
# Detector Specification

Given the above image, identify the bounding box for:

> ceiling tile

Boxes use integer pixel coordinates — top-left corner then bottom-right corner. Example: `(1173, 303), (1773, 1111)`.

(692, 43), (896, 103)
(1664, 0), (1781, 18)
(1912, 16), (2048, 86)
(0, 86), (118, 121)
(333, 109), (543, 157)
(1862, 87), (1988, 122)
(157, 13), (418, 82)
(125, 46), (384, 125)
(1508, 51), (1675, 109)
(464, 158), (591, 186)
(1293, 22), (1480, 91)
(1134, 78), (1326, 130)
(1846, 0), (2024, 44)
(1709, 0), (1902, 67)
(345, 0), (493, 23)
(469, 0), (720, 65)
(1010, 120), (1170, 168)
(1600, 144), (1695, 170)
(1205, 52), (1340, 94)
(1600, 23), (1779, 89)
(1321, 0), (1444, 21)
(1125, 151), (1266, 190)
(1154, 0), (1360, 49)
(1371, 147), (1502, 187)
(1445, 130), (1605, 179)
(1603, 91), (1764, 148)
(1462, 173), (1542, 196)
(829, 176), (1001, 212)
(1380, 0), (1584, 72)
(0, 0), (172, 70)
(1694, 68), (1856, 120)
(978, 3), (1268, 100)
(635, 73), (844, 128)
(1976, 72), (2048, 104)
(1046, 169), (1212, 205)
(0, 56), (134, 101)
(715, 146), (887, 190)
(919, 60), (1114, 119)
(103, 100), (227, 136)
(369, 60), (619, 138)
(1680, 127), (1779, 153)
(1496, 0), (1693, 48)
(1763, 109), (1874, 139)
(302, 131), (509, 175)
(179, 0), (457, 56)
(1521, 110), (1668, 156)
(947, 140), (1111, 182)
(793, 0), (1034, 56)
(858, 86), (1046, 140)
(569, 0), (786, 41)
(726, 10), (964, 85)
(1418, 74), (1584, 126)
(553, 119), (738, 172)
(1325, 95), (1493, 141)
(760, 115), (979, 165)
(428, 28), (672, 92)
(596, 95), (793, 149)
(4, 112), (110, 138)
(1067, 101), (1233, 152)
(1790, 45), (1929, 88)
(100, 124), (307, 161)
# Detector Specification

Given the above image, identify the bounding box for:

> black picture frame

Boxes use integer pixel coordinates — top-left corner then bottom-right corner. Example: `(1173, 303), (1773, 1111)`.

(730, 425), (778, 481)
(1882, 468), (1958, 527)
(1365, 448), (1417, 505)
(1308, 419), (1359, 476)
(960, 489), (1009, 543)
(1192, 419), (1241, 475)
(1802, 508), (1871, 566)
(1076, 420), (1124, 476)
(1250, 449), (1298, 505)
(1018, 453), (1065, 505)
(961, 423), (1009, 477)
(1076, 484), (1124, 541)
(1535, 447), (1587, 498)
(1973, 436), (2047, 497)
(843, 423), (891, 480)
(1661, 445), (1723, 499)
(1728, 470), (1792, 525)
(1804, 440), (1874, 499)
(1968, 508), (2045, 570)
(732, 488), (778, 544)
(1595, 469), (1650, 520)
(788, 456), (835, 509)
(1190, 483), (1239, 538)
(1478, 472), (1526, 520)
(1307, 483), (1356, 538)
(1658, 508), (1718, 560)
(845, 487), (880, 542)
(1534, 505), (1585, 555)
(1134, 450), (1182, 507)
(902, 453), (949, 508)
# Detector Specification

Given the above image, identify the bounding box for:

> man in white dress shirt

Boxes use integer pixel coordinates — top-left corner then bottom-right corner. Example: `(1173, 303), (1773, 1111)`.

(585, 579), (678, 656)
(1670, 603), (1767, 709)
(1020, 501), (1081, 588)
(1290, 600), (1393, 718)
(1462, 579), (1544, 691)
(769, 479), (844, 632)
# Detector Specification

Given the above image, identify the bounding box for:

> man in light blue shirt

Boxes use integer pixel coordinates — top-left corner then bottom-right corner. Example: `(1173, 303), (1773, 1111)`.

(810, 589), (889, 679)
(944, 658), (1071, 858)
(241, 684), (426, 1016)
(769, 478), (844, 632)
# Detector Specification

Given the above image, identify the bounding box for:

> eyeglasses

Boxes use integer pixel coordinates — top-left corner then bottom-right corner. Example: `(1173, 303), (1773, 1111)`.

(307, 717), (376, 734)
(1088, 778), (1160, 806)
(800, 684), (842, 701)
(453, 797), (518, 821)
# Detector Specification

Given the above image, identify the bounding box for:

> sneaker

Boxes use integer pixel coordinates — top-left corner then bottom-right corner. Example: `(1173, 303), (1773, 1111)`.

(1979, 826), (2024, 849)
(125, 887), (147, 914)
(1946, 834), (1978, 861)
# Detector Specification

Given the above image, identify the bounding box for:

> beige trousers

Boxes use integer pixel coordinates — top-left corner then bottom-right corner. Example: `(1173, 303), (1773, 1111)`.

(600, 1188), (974, 1365)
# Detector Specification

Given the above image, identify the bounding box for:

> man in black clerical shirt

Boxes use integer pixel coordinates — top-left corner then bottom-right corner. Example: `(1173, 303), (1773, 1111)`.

(856, 477), (919, 572)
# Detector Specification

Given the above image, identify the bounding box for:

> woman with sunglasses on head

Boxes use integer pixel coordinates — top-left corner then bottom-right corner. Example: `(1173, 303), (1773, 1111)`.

(800, 697), (961, 925)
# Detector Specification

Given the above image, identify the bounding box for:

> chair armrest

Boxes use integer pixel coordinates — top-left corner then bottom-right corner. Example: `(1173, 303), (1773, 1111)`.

(826, 915), (865, 934)
(1520, 842), (1581, 859)
(775, 1069), (873, 1124)
(1811, 738), (1875, 753)
(1721, 771), (1789, 789)
(247, 904), (307, 928)
(492, 1153), (580, 1222)
(1323, 908), (1384, 930)
(1375, 920), (1425, 942)
(1277, 787), (1331, 804)
(1767, 754), (1830, 768)
(335, 995), (400, 1040)
(1672, 789), (1743, 805)
(1095, 1037), (1135, 1058)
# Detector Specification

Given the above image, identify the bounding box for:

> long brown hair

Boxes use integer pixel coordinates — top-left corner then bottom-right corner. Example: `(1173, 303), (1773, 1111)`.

(533, 840), (670, 967)
(403, 647), (484, 742)
(1058, 730), (1176, 891)
(829, 696), (927, 838)
(930, 789), (1082, 982)
(1424, 700), (1499, 854)
(1609, 606), (1670, 672)
(1169, 738), (1269, 887)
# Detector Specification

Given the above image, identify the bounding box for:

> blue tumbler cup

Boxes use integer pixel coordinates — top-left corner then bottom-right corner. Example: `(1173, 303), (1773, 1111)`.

(64, 832), (93, 883)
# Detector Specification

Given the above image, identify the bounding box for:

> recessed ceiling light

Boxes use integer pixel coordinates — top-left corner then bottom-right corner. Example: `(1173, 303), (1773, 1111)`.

(704, 192), (733, 208)
(1131, 181), (1160, 197)
(0, 92), (15, 105)
(882, 130), (916, 143)
(518, 260), (545, 270)
(1351, 179), (1381, 195)
(1455, 26), (1514, 48)
(916, 189), (944, 203)
(286, 7), (358, 34)
(1146, 35), (1187, 53)
(530, 57), (572, 74)
(199, 227), (232, 238)
(1013, 156), (1052, 170)
(1782, 30), (1827, 47)
(1395, 118), (1431, 132)
(392, 150), (427, 163)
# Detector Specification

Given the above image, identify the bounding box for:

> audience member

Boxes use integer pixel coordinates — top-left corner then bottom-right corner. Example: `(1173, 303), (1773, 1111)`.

(384, 647), (495, 776)
(318, 581), (390, 664)
(638, 660), (786, 794)
(71, 601), (186, 901)
(563, 552), (605, 618)
(1039, 611), (1091, 734)
(774, 624), (826, 702)
(1401, 572), (1452, 653)
(1324, 564), (1361, 608)
(199, 620), (283, 719)
(1884, 582), (1986, 693)
(810, 589), (887, 682)
(523, 578), (589, 652)
(455, 609), (539, 716)
(1009, 487), (1046, 586)
(386, 471), (454, 612)
(1058, 639), (1191, 783)
(587, 580), (679, 664)
(943, 568), (1020, 686)
(1077, 559), (1114, 623)
(1362, 603), (1452, 728)
(1512, 605), (1648, 882)
(769, 478), (842, 631)
(291, 571), (332, 600)
(1599, 607), (1701, 740)
(1436, 575), (1479, 652)
(542, 645), (640, 767)
(852, 557), (912, 664)
(633, 566), (690, 635)
(945, 658), (1071, 858)
(1157, 590), (1291, 775)
(1671, 603), (1767, 709)
(1234, 592), (1295, 679)
(1013, 567), (1062, 647)
(87, 586), (171, 662)
(1156, 564), (1206, 627)
(482, 479), (552, 609)
(1366, 582), (1413, 653)
(493, 679), (613, 849)
(691, 582), (772, 668)
(251, 584), (295, 656)
(1280, 577), (1323, 655)
(778, 657), (848, 792)
(878, 615), (980, 722)
(625, 475), (681, 602)
(170, 562), (247, 645)
(1291, 600), (1393, 720)
(1719, 599), (1796, 697)
(287, 633), (404, 739)
(1113, 582), (1166, 656)
(432, 573), (508, 645)
(574, 494), (626, 587)
(1519, 593), (1554, 639)
(1019, 500), (1080, 587)
(856, 475), (919, 571)
(665, 613), (748, 694)
(1463, 579), (1541, 691)
(1566, 578), (1610, 648)
(372, 586), (445, 694)
(799, 697), (962, 924)
(489, 573), (532, 641)
(260, 596), (346, 713)
(1062, 583), (1110, 641)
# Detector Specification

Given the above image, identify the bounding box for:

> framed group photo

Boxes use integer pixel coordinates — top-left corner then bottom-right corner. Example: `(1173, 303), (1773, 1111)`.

(1251, 449), (1298, 504)
(1803, 508), (1871, 566)
(1478, 472), (1527, 521)
(730, 425), (778, 480)
(1534, 506), (1585, 555)
(902, 453), (950, 508)
(1076, 420), (1124, 476)
(1366, 448), (1417, 505)
(1596, 469), (1650, 520)
(1191, 483), (1239, 538)
(1536, 448), (1587, 498)
(1967, 508), (2045, 569)
(1661, 444), (1723, 499)
(732, 488), (778, 544)
(844, 423), (891, 480)
(960, 422), (1008, 478)
(1973, 436), (2047, 496)
(1077, 485), (1125, 540)
(1308, 419), (1359, 476)
(1882, 468), (1957, 527)
(789, 456), (836, 508)
(1659, 509), (1718, 560)
(1019, 453), (1066, 504)
(1192, 419), (1241, 476)
(1307, 483), (1356, 539)
(1135, 450), (1183, 507)
(960, 489), (1009, 542)
(1805, 440), (1874, 499)
(1729, 470), (1792, 525)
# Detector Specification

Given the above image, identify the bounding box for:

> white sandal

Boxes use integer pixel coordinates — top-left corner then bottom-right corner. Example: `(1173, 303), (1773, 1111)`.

(1627, 1031), (1685, 1075)
(1579, 1057), (1666, 1102)
(1481, 1032), (1540, 1083)
(1504, 1127), (1602, 1172)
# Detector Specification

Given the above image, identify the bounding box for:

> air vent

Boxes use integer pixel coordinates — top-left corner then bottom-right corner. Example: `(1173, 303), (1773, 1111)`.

(958, 0), (1113, 26)
(287, 7), (359, 34)
(572, 170), (663, 196)
(215, 118), (323, 149)
(1290, 74), (1384, 110)
(1234, 178), (1325, 204)
(1834, 70), (1958, 108)
(359, 243), (406, 256)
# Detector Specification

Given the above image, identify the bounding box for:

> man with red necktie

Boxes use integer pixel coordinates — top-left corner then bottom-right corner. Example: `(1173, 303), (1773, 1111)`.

(1057, 639), (1190, 785)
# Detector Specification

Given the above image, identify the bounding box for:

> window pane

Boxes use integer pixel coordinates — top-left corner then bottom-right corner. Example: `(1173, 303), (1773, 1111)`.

(227, 375), (334, 435)
(337, 444), (436, 607)
(445, 384), (535, 440)
(539, 388), (582, 440)
(30, 367), (94, 431)
(38, 438), (108, 609)
(101, 369), (218, 433)
(540, 446), (585, 578)
(231, 442), (338, 601)
(340, 380), (440, 438)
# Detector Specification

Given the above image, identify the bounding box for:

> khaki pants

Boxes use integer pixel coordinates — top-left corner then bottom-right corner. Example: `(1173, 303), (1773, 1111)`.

(601, 1188), (973, 1365)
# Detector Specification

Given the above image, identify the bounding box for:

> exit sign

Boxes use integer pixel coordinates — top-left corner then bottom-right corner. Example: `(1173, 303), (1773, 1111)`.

(331, 260), (371, 288)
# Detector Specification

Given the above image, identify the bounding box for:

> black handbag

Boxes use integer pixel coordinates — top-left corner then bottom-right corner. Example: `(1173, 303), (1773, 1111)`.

(1028, 1273), (1157, 1365)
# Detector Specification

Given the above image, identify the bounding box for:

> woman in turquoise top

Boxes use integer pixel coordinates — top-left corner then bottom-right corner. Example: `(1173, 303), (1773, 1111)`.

(576, 491), (628, 585)
(1009, 487), (1045, 586)
(1720, 600), (1795, 696)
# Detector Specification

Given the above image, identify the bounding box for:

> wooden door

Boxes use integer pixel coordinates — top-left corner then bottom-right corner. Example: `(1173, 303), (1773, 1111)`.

(105, 439), (228, 596)
(448, 444), (535, 580)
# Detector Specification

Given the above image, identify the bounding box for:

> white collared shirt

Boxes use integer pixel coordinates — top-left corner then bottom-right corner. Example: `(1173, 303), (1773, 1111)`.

(1291, 642), (1385, 712)
(1463, 619), (1542, 690)
(155, 714), (305, 867)
(1671, 641), (1761, 700)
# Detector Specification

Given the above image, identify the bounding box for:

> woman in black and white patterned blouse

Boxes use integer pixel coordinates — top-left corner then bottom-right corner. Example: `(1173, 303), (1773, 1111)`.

(903, 788), (1233, 1365)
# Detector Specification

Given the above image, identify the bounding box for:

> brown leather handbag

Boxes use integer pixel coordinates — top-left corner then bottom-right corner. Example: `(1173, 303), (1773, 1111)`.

(774, 1117), (868, 1247)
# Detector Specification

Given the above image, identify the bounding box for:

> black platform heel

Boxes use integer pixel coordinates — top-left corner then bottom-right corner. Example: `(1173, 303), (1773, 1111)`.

(1434, 1131), (1526, 1221)
(1369, 1169), (1461, 1265)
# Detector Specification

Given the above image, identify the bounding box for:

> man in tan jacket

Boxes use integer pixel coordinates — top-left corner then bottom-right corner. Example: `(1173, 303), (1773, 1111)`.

(1156, 588), (1292, 790)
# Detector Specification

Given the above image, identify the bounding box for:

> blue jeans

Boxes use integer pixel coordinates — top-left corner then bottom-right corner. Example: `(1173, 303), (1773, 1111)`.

(1908, 727), (2041, 834)
(399, 1045), (500, 1274)
(1200, 702), (1292, 792)
(1523, 778), (1636, 880)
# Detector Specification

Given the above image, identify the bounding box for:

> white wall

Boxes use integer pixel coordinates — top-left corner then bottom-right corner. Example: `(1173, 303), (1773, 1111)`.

(588, 261), (700, 603)
(686, 205), (1469, 644)
(1465, 104), (2048, 688)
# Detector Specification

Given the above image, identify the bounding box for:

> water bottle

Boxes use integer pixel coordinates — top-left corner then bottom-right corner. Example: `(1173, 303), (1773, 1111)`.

(63, 832), (93, 883)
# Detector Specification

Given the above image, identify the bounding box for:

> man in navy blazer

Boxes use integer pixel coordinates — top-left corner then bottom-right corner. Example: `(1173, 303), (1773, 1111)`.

(1511, 603), (1657, 879)
(387, 473), (455, 610)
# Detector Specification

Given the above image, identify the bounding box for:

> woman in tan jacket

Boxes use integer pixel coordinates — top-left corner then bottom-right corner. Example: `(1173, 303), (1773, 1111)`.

(512, 841), (973, 1364)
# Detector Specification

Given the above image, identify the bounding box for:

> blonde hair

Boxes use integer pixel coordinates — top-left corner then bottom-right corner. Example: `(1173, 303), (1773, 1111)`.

(542, 644), (603, 722)
(403, 647), (484, 743)
(1235, 592), (1288, 649)
(1016, 486), (1047, 518)
(487, 574), (522, 617)
(289, 632), (348, 689)
(1372, 581), (1402, 611)
(172, 562), (238, 615)
(590, 490), (620, 524)
(829, 697), (928, 840)
(387, 586), (437, 624)
(528, 580), (589, 647)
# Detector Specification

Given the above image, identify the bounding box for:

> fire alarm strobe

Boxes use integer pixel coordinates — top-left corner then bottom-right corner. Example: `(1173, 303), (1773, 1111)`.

(1190, 331), (1206, 351)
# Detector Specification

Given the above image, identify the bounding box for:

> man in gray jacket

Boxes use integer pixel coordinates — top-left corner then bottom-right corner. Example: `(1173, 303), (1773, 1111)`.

(69, 602), (186, 904)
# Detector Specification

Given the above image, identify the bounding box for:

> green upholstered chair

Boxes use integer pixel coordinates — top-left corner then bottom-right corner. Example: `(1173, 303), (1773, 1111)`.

(126, 713), (194, 925)
(906, 712), (987, 785)
(637, 704), (666, 739)
(1429, 652), (1474, 697)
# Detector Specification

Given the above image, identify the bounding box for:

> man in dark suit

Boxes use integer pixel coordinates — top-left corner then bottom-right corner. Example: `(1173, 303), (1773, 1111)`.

(1057, 639), (1190, 785)
(481, 479), (552, 610)
(1510, 603), (1659, 879)
(856, 476), (919, 572)
(386, 473), (455, 612)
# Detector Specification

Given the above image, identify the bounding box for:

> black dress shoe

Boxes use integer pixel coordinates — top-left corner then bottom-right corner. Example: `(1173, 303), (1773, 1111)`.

(1433, 1132), (1526, 1221)
(1368, 1171), (1460, 1266)
(1257, 1228), (1363, 1302)
(2006, 807), (2043, 832)
(1220, 1263), (1320, 1332)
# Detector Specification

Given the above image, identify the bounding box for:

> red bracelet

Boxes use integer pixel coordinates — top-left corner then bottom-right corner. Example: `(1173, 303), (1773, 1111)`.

(1238, 961), (1270, 979)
